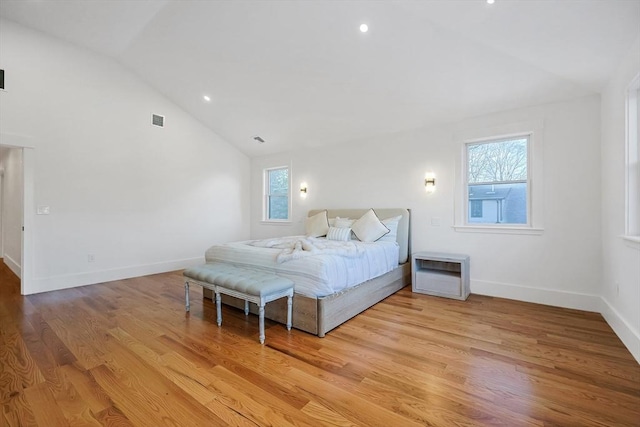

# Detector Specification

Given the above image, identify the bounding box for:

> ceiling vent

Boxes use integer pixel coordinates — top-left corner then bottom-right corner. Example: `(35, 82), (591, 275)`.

(152, 113), (165, 128)
(253, 135), (265, 143)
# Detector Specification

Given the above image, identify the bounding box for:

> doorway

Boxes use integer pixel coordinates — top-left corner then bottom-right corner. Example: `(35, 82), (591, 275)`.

(0, 146), (23, 280)
(0, 134), (34, 295)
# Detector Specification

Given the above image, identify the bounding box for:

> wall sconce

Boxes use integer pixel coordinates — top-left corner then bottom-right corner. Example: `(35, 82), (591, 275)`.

(300, 183), (308, 198)
(425, 172), (436, 193)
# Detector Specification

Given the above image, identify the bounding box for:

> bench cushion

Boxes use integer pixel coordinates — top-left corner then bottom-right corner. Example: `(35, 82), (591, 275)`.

(184, 263), (293, 297)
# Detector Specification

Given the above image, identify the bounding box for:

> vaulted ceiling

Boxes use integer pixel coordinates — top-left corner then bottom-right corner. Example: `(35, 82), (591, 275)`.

(1, 0), (639, 156)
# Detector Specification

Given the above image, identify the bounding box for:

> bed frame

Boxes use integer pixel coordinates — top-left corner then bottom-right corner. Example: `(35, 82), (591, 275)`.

(203, 208), (411, 337)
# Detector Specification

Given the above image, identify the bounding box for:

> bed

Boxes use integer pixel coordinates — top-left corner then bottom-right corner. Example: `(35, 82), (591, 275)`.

(201, 208), (411, 337)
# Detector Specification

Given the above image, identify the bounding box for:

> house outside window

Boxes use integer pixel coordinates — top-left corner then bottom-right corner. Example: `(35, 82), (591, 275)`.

(466, 136), (529, 225)
(264, 166), (290, 221)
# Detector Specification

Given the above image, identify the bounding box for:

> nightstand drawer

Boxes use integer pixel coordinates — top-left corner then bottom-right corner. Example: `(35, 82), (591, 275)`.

(414, 270), (461, 295)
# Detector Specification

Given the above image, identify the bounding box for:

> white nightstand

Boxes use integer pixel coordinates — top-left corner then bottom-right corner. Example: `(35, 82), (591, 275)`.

(411, 252), (470, 300)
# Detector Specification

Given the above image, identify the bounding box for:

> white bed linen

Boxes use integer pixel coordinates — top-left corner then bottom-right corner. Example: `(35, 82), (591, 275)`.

(204, 236), (399, 297)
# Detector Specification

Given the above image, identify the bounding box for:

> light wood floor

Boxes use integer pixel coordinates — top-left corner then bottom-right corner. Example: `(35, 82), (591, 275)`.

(1, 262), (639, 426)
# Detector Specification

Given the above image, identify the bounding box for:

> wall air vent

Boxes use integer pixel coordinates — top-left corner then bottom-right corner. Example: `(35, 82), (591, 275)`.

(0, 69), (5, 90)
(152, 113), (165, 127)
(253, 135), (265, 143)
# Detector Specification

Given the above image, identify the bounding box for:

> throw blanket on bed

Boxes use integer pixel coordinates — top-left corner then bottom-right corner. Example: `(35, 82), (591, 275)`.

(249, 236), (364, 263)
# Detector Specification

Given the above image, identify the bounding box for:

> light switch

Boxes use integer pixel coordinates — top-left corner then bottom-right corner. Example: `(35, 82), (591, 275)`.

(36, 205), (50, 215)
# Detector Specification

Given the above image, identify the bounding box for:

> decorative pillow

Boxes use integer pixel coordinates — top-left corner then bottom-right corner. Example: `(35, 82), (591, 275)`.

(326, 226), (351, 241)
(334, 217), (355, 228)
(351, 209), (390, 242)
(379, 215), (402, 243)
(305, 210), (329, 237)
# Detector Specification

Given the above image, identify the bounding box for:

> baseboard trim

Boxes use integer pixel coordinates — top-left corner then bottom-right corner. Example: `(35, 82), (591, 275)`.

(3, 254), (21, 279)
(599, 297), (640, 364)
(471, 279), (601, 312)
(26, 257), (204, 295)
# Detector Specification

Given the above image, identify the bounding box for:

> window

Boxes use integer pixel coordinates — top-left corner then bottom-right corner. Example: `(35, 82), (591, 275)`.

(465, 136), (529, 225)
(264, 166), (290, 221)
(455, 121), (543, 235)
(626, 73), (640, 240)
(470, 200), (483, 218)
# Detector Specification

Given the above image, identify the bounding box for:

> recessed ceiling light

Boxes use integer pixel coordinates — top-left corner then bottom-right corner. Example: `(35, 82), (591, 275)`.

(487, 0), (495, 4)
(359, 24), (368, 33)
(203, 95), (211, 102)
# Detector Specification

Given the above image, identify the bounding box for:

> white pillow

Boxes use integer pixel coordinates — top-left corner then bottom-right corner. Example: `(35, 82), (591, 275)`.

(379, 215), (402, 243)
(351, 209), (390, 242)
(334, 217), (355, 228)
(305, 211), (329, 237)
(326, 226), (351, 241)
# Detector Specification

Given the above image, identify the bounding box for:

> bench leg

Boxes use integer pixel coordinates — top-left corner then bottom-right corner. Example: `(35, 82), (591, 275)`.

(286, 295), (293, 331)
(244, 300), (249, 316)
(216, 292), (222, 326)
(258, 305), (265, 344)
(184, 281), (190, 312)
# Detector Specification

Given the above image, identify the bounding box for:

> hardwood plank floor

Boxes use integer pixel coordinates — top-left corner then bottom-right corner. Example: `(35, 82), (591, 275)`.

(1, 262), (638, 426)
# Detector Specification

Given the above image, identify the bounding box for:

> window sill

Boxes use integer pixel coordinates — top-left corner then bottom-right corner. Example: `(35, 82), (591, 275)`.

(260, 220), (293, 226)
(621, 235), (640, 250)
(454, 225), (544, 235)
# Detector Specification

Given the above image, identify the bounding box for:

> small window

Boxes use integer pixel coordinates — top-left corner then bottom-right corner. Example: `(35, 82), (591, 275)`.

(264, 166), (290, 221)
(466, 136), (529, 225)
(626, 73), (640, 238)
(470, 200), (483, 218)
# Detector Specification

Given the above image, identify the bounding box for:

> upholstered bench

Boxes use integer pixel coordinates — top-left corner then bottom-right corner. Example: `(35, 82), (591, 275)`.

(183, 263), (294, 344)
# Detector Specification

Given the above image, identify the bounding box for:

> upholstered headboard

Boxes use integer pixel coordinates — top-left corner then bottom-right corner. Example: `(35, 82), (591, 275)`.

(308, 208), (411, 264)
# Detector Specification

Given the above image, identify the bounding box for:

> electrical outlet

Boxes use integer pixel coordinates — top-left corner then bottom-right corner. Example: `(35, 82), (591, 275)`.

(88, 254), (95, 263)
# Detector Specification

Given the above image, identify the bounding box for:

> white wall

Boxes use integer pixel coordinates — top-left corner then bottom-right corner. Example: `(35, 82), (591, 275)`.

(251, 95), (603, 312)
(0, 19), (251, 293)
(0, 147), (23, 277)
(600, 36), (640, 363)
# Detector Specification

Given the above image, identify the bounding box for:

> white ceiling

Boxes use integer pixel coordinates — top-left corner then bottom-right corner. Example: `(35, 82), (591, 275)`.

(1, 0), (639, 156)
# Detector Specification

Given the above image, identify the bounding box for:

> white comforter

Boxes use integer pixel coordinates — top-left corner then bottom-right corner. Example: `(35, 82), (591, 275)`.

(205, 236), (399, 297)
(248, 236), (364, 263)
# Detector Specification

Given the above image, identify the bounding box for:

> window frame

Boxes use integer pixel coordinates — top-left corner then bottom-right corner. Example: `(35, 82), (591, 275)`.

(454, 121), (544, 235)
(262, 165), (291, 223)
(464, 134), (531, 228)
(624, 73), (640, 244)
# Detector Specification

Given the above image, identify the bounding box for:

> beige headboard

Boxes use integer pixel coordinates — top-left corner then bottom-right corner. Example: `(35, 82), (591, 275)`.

(308, 208), (411, 264)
